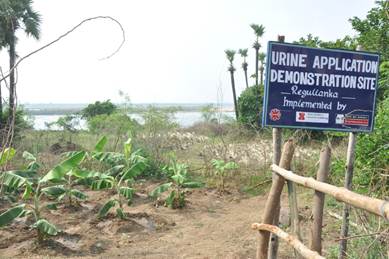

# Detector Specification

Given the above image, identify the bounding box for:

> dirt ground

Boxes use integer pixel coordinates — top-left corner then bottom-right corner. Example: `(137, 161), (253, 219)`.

(0, 179), (339, 259)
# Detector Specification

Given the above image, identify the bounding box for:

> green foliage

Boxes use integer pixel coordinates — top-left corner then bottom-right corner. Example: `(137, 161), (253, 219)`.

(41, 151), (86, 182)
(91, 137), (147, 219)
(211, 159), (238, 192)
(250, 24), (265, 39)
(87, 113), (139, 137)
(0, 147), (15, 166)
(350, 1), (389, 60)
(200, 104), (217, 123)
(0, 204), (25, 227)
(150, 157), (203, 209)
(237, 85), (262, 128)
(296, 34), (357, 50)
(378, 61), (389, 102)
(0, 0), (41, 46)
(225, 49), (236, 64)
(32, 219), (58, 236)
(0, 152), (76, 243)
(141, 106), (178, 132)
(0, 107), (33, 135)
(81, 100), (117, 119)
(354, 97), (389, 195)
(138, 106), (178, 168)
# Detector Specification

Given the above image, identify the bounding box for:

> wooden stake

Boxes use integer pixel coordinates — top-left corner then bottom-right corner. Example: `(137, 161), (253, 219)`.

(310, 145), (331, 254)
(252, 223), (325, 259)
(268, 127), (282, 259)
(257, 139), (295, 259)
(339, 45), (363, 258)
(268, 34), (285, 259)
(339, 132), (357, 259)
(270, 164), (389, 219)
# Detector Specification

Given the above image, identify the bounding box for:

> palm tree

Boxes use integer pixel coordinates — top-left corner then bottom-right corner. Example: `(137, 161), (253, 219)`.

(238, 48), (249, 89)
(250, 24), (265, 86)
(225, 49), (239, 120)
(258, 52), (266, 85)
(0, 0), (41, 125)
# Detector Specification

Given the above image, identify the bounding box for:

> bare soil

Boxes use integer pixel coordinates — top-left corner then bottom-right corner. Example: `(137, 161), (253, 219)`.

(0, 180), (338, 259)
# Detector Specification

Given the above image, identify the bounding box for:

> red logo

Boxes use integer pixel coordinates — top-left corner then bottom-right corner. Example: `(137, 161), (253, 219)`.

(270, 109), (281, 121)
(298, 112), (305, 121)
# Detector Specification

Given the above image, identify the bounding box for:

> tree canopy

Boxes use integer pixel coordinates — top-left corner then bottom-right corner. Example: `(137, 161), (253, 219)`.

(81, 100), (117, 119)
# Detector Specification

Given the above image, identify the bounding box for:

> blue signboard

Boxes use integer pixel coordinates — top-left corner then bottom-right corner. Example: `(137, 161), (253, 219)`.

(262, 42), (380, 132)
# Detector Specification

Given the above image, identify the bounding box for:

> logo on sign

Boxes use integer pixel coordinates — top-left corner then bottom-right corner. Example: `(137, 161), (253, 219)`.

(296, 111), (329, 124)
(298, 112), (305, 121)
(344, 114), (369, 126)
(269, 108), (281, 121)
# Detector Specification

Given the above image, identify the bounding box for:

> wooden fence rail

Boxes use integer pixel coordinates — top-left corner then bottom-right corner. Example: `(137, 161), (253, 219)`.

(255, 140), (389, 259)
(271, 164), (389, 220)
(252, 223), (325, 259)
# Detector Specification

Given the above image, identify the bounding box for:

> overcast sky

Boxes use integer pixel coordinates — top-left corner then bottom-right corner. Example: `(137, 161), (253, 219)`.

(0, 0), (376, 104)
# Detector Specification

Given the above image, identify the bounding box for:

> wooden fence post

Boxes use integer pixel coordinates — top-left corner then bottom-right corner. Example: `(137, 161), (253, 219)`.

(310, 145), (331, 254)
(268, 35), (284, 259)
(339, 45), (363, 259)
(257, 139), (295, 259)
(339, 132), (357, 258)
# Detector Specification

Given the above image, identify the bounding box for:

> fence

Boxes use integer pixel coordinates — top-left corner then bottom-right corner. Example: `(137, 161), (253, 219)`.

(253, 139), (389, 259)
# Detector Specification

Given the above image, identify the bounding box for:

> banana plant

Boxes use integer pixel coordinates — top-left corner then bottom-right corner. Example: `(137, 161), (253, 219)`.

(90, 137), (147, 219)
(0, 147), (16, 167)
(0, 151), (86, 243)
(0, 151), (40, 202)
(150, 157), (203, 209)
(211, 159), (238, 192)
(40, 151), (88, 207)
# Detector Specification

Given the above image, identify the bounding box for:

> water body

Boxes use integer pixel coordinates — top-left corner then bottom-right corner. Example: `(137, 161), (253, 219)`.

(32, 111), (235, 130)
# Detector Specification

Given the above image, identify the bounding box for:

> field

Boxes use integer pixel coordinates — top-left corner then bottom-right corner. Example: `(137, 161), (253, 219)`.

(3, 123), (381, 259)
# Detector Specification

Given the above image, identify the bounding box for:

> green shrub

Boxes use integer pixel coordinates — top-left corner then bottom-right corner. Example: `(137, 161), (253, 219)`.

(87, 113), (139, 136)
(81, 100), (117, 119)
(150, 157), (203, 209)
(137, 106), (178, 165)
(354, 97), (389, 195)
(237, 85), (262, 128)
(200, 104), (217, 123)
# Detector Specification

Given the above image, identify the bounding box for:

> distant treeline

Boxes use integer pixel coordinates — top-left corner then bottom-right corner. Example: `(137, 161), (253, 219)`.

(24, 103), (233, 115)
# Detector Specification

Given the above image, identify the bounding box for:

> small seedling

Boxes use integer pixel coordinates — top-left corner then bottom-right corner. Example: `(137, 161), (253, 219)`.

(211, 159), (238, 192)
(0, 151), (85, 243)
(91, 137), (147, 219)
(150, 157), (203, 209)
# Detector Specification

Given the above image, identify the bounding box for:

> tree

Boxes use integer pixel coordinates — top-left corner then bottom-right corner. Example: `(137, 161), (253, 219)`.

(238, 48), (249, 89)
(237, 85), (262, 128)
(225, 49), (238, 120)
(296, 33), (357, 50)
(258, 52), (266, 85)
(350, 1), (389, 61)
(81, 100), (117, 119)
(250, 24), (265, 86)
(0, 0), (41, 126)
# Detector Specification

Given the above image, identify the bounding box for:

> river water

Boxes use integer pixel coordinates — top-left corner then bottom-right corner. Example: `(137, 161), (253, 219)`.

(31, 111), (235, 130)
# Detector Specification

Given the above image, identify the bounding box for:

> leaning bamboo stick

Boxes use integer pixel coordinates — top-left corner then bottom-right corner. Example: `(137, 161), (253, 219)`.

(257, 139), (295, 259)
(271, 164), (389, 220)
(309, 145), (331, 254)
(252, 223), (325, 259)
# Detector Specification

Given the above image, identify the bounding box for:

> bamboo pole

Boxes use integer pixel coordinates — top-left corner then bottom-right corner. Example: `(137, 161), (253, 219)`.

(339, 134), (357, 259)
(257, 139), (295, 259)
(271, 164), (389, 220)
(339, 45), (363, 259)
(288, 173), (302, 240)
(309, 145), (331, 254)
(252, 223), (325, 259)
(268, 127), (282, 259)
(268, 35), (285, 259)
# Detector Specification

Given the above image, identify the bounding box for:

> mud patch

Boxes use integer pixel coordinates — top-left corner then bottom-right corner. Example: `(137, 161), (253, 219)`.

(89, 239), (112, 254)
